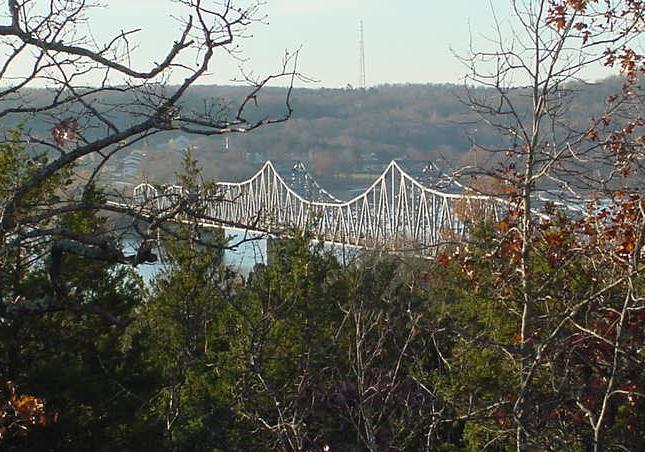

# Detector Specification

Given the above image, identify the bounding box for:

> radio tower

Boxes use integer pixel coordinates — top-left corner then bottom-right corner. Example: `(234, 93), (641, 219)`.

(359, 20), (366, 89)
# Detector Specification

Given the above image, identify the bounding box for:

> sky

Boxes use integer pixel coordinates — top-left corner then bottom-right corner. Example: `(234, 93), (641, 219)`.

(91, 0), (502, 87)
(241, 0), (497, 86)
(4, 0), (628, 88)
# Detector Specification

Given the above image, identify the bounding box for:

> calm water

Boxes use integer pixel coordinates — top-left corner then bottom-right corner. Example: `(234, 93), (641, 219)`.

(130, 228), (364, 285)
(131, 229), (268, 285)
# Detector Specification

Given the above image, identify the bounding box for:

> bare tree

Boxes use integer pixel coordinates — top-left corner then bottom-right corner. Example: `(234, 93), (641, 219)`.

(0, 0), (301, 323)
(454, 0), (644, 450)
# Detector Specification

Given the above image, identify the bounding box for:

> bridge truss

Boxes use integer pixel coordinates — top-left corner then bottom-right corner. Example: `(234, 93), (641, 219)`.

(132, 160), (505, 255)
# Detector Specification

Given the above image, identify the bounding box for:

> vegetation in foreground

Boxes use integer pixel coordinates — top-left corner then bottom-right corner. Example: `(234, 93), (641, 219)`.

(1, 0), (644, 450)
(1, 143), (643, 450)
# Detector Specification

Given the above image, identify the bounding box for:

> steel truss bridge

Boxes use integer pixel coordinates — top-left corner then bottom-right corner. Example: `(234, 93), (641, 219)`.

(130, 160), (505, 255)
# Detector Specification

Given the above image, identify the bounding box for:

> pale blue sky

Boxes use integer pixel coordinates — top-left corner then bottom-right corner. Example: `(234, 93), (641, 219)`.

(92, 0), (500, 87)
(243, 0), (496, 86)
(5, 0), (623, 87)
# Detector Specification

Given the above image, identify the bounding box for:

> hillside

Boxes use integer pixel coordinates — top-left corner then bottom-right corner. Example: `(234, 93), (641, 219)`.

(6, 78), (627, 193)
(139, 78), (625, 193)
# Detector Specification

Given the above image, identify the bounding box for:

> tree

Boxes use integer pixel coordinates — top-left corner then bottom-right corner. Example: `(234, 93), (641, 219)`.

(0, 0), (300, 323)
(230, 237), (453, 451)
(0, 381), (57, 444)
(230, 235), (346, 450)
(124, 225), (243, 451)
(446, 0), (645, 450)
(0, 132), (152, 449)
(0, 1), (299, 446)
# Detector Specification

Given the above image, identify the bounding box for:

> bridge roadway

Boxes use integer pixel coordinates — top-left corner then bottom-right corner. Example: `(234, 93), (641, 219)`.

(126, 160), (505, 256)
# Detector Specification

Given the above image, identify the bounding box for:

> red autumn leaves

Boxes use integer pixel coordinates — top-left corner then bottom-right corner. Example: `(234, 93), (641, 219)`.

(547, 1), (645, 81)
(50, 118), (78, 147)
(0, 382), (58, 443)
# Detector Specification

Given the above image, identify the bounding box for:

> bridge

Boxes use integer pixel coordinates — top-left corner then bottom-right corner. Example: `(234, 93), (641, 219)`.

(129, 160), (505, 255)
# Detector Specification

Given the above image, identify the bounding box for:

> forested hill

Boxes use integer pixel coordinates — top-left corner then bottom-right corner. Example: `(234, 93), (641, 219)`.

(142, 77), (624, 184)
(11, 77), (626, 185)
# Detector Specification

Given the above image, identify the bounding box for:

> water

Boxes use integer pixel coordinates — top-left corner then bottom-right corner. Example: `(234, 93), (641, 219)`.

(131, 228), (364, 285)
(222, 229), (268, 274)
(130, 229), (268, 285)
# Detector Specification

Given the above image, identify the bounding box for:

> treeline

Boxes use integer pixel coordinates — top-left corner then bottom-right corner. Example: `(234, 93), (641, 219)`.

(136, 77), (629, 183)
(7, 78), (625, 184)
(178, 77), (624, 167)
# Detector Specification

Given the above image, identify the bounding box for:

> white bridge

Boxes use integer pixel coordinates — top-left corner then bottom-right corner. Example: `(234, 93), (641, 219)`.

(130, 160), (504, 255)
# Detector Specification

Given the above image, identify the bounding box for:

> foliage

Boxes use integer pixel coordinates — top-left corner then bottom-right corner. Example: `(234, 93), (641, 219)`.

(426, 200), (645, 450)
(0, 381), (57, 443)
(1, 1), (643, 451)
(123, 224), (242, 451)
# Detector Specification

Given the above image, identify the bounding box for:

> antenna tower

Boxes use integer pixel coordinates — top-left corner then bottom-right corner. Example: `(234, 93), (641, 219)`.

(359, 20), (366, 89)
